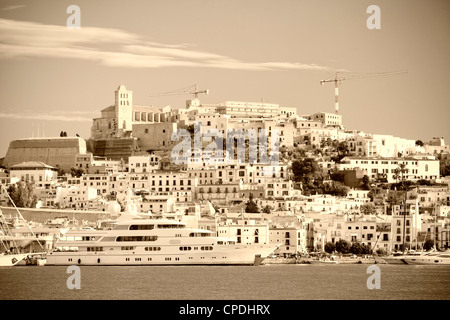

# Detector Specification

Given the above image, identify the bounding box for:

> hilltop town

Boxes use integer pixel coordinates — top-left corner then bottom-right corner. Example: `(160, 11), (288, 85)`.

(1, 84), (450, 257)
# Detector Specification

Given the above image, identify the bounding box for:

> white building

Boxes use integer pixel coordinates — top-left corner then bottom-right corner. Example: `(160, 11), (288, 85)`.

(128, 154), (160, 173)
(55, 186), (98, 209)
(269, 225), (307, 256)
(338, 156), (440, 182)
(304, 112), (343, 128)
(217, 219), (269, 245)
(9, 161), (58, 188)
(75, 154), (122, 174)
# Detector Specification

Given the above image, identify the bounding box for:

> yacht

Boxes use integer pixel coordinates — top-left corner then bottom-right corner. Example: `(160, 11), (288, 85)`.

(46, 215), (277, 266)
(382, 251), (421, 265)
(401, 249), (450, 265)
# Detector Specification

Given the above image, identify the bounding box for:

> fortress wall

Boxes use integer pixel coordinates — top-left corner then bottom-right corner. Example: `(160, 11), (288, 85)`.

(87, 138), (136, 162)
(3, 138), (86, 173)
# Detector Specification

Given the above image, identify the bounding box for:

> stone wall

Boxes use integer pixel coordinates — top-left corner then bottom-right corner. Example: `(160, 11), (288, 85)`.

(3, 137), (87, 173)
(87, 137), (137, 162)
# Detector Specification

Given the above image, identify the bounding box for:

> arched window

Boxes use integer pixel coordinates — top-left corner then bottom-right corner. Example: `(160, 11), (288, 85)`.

(425, 164), (428, 172)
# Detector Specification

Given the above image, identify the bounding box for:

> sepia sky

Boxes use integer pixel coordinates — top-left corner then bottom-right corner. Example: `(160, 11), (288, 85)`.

(0, 0), (449, 157)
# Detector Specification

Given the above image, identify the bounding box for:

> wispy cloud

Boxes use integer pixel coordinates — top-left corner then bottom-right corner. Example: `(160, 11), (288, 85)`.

(2, 5), (25, 11)
(0, 110), (94, 122)
(0, 18), (332, 72)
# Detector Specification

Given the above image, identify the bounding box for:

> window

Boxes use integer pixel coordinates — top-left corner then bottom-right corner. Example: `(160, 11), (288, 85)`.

(129, 224), (154, 230)
(158, 224), (184, 229)
(116, 236), (158, 241)
(144, 247), (161, 251)
(87, 247), (103, 252)
(189, 232), (210, 237)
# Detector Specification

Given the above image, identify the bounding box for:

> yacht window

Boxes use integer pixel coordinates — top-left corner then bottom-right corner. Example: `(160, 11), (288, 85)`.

(87, 247), (103, 252)
(157, 224), (184, 229)
(189, 232), (210, 237)
(145, 247), (161, 251)
(116, 236), (158, 242)
(130, 224), (154, 230)
(121, 246), (136, 250)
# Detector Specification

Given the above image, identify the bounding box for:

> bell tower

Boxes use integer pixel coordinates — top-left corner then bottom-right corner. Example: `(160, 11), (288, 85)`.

(114, 85), (133, 136)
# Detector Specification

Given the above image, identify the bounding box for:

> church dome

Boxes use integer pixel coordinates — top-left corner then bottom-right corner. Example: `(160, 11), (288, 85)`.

(108, 201), (121, 214)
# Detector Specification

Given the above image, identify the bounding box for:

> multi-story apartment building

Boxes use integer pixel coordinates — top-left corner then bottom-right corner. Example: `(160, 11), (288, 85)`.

(339, 155), (440, 182)
(263, 178), (293, 198)
(269, 225), (307, 256)
(303, 112), (343, 128)
(217, 219), (269, 245)
(75, 154), (122, 174)
(9, 161), (58, 188)
(54, 186), (98, 210)
(128, 154), (160, 173)
(415, 186), (450, 207)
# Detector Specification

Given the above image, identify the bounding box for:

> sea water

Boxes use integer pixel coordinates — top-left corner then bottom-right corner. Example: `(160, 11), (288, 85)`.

(0, 264), (449, 300)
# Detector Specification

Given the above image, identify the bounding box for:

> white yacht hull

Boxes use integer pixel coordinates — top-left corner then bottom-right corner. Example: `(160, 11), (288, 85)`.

(383, 256), (408, 264)
(401, 256), (450, 265)
(307, 259), (339, 265)
(45, 216), (279, 266)
(0, 253), (28, 267)
(45, 244), (276, 266)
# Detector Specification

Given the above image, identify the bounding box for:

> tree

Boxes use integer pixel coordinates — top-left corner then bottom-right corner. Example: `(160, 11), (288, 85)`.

(441, 164), (450, 177)
(7, 182), (37, 208)
(415, 140), (424, 147)
(55, 164), (65, 176)
(360, 203), (376, 215)
(70, 167), (85, 178)
(324, 242), (336, 254)
(423, 239), (435, 251)
(330, 169), (345, 183)
(330, 140), (350, 163)
(362, 244), (373, 254)
(350, 242), (364, 255)
(335, 239), (351, 254)
(291, 158), (323, 194)
(323, 182), (349, 197)
(245, 193), (260, 213)
(361, 175), (370, 190)
(262, 205), (272, 214)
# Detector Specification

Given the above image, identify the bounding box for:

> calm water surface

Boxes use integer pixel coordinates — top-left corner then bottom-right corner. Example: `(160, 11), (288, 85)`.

(0, 264), (449, 300)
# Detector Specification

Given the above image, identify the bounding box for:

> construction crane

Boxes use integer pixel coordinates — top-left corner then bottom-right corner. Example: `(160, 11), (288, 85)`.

(149, 84), (209, 99)
(320, 71), (408, 114)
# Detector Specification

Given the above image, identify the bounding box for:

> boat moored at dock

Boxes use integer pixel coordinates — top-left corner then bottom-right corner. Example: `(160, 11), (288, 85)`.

(46, 216), (277, 266)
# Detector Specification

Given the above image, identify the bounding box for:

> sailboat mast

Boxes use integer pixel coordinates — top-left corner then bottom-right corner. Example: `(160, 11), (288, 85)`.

(0, 181), (45, 251)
